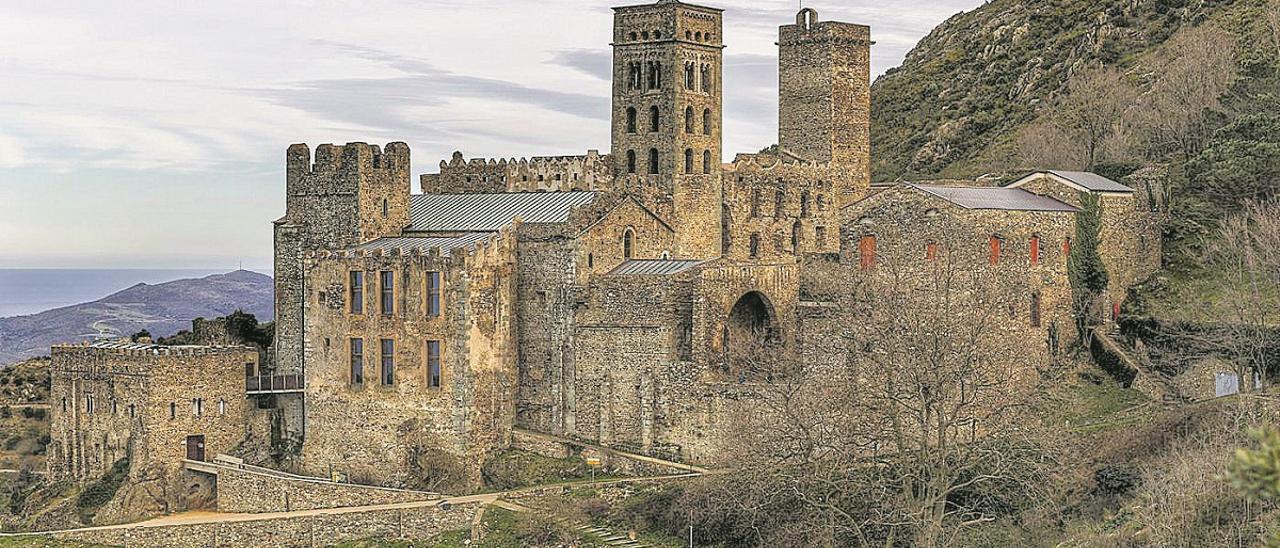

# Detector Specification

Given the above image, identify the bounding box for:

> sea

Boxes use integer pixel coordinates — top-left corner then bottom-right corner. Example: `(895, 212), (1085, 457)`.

(0, 269), (231, 318)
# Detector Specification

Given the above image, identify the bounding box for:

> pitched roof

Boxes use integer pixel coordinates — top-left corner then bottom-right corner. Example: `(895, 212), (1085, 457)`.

(353, 233), (494, 254)
(607, 259), (705, 276)
(909, 184), (1079, 212)
(1007, 171), (1134, 193)
(407, 191), (597, 232)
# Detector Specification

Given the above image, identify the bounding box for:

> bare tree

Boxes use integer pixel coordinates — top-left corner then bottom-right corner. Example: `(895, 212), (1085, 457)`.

(1129, 25), (1238, 162)
(1267, 0), (1280, 61)
(1017, 67), (1138, 170)
(723, 233), (1051, 547)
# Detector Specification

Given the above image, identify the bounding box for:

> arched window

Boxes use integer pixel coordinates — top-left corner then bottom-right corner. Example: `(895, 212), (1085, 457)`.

(626, 150), (636, 174)
(623, 228), (635, 259)
(631, 62), (642, 89)
(630, 31), (638, 41)
(702, 109), (712, 135)
(684, 106), (694, 133)
(989, 235), (1003, 265)
(695, 31), (703, 41)
(685, 63), (695, 89)
(749, 233), (761, 258)
(648, 148), (660, 175)
(792, 221), (803, 252)
(751, 188), (762, 217)
(1030, 234), (1041, 266)
(626, 107), (637, 133)
(648, 62), (662, 90)
(653, 30), (661, 39)
(649, 106), (660, 132)
(701, 64), (712, 92)
(859, 235), (877, 271)
(800, 190), (810, 217)
(684, 148), (694, 174)
(703, 150), (712, 174)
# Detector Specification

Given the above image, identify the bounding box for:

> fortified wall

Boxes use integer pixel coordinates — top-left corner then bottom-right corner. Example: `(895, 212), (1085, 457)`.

(421, 151), (613, 194)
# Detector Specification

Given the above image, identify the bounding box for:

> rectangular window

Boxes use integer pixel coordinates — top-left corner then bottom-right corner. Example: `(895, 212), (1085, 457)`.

(427, 340), (442, 388)
(349, 271), (364, 314)
(218, 399), (226, 416)
(350, 338), (364, 385)
(1030, 293), (1042, 328)
(426, 272), (441, 317)
(380, 271), (394, 315)
(380, 339), (395, 386)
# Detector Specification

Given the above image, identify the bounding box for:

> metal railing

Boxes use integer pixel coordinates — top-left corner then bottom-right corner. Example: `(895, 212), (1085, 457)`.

(245, 374), (304, 393)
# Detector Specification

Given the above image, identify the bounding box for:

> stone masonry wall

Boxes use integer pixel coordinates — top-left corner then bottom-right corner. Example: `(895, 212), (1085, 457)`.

(51, 501), (478, 548)
(213, 464), (438, 514)
(422, 150), (612, 194)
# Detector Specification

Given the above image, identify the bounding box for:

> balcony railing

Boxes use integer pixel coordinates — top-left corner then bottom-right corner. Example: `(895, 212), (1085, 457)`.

(246, 374), (304, 394)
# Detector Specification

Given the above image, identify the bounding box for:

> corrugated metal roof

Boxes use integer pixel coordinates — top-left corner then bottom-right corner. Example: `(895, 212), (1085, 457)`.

(911, 184), (1079, 212)
(1047, 171), (1134, 193)
(407, 191), (597, 232)
(353, 233), (493, 254)
(88, 341), (163, 350)
(607, 259), (705, 276)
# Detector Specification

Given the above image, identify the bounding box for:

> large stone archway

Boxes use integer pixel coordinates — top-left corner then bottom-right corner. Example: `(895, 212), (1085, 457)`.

(721, 291), (781, 378)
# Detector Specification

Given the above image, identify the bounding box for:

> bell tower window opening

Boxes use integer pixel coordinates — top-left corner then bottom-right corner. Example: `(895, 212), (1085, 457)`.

(626, 150), (637, 174)
(626, 107), (637, 134)
(685, 63), (695, 90)
(648, 148), (660, 175)
(701, 64), (711, 92)
(702, 109), (712, 135)
(703, 150), (712, 174)
(684, 148), (694, 174)
(684, 106), (694, 133)
(649, 106), (660, 132)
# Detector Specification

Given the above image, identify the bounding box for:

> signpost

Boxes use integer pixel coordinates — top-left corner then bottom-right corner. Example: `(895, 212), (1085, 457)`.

(586, 456), (602, 483)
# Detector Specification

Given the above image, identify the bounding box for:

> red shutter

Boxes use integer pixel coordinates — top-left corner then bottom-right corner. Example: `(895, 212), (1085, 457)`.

(989, 236), (1001, 265)
(1030, 236), (1040, 267)
(860, 235), (877, 270)
(926, 242), (938, 261)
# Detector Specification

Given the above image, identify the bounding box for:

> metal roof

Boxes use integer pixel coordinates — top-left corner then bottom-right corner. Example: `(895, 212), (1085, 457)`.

(88, 341), (164, 350)
(607, 259), (705, 276)
(1046, 171), (1134, 193)
(910, 184), (1079, 212)
(407, 191), (597, 232)
(353, 233), (493, 254)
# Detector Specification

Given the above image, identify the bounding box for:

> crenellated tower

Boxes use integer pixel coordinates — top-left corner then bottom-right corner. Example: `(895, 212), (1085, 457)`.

(610, 0), (724, 259)
(274, 142), (411, 377)
(778, 8), (871, 206)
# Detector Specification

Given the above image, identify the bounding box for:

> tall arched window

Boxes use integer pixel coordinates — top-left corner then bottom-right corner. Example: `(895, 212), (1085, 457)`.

(684, 148), (694, 174)
(702, 109), (712, 135)
(684, 106), (694, 133)
(684, 63), (695, 89)
(631, 62), (642, 89)
(792, 221), (803, 252)
(648, 148), (660, 175)
(626, 107), (637, 133)
(649, 106), (660, 132)
(701, 64), (712, 92)
(703, 150), (712, 174)
(623, 228), (635, 259)
(626, 150), (636, 174)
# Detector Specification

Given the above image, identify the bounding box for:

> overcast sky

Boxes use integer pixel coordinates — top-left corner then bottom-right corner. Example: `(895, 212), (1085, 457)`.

(0, 0), (981, 271)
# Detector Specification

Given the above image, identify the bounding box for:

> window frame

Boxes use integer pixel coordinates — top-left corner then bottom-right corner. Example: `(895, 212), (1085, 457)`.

(379, 270), (394, 316)
(350, 337), (365, 386)
(426, 271), (442, 317)
(427, 340), (442, 389)
(349, 271), (364, 314)
(380, 338), (395, 386)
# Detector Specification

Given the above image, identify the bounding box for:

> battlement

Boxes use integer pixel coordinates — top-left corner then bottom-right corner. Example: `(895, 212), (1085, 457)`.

(51, 340), (257, 359)
(778, 9), (871, 46)
(304, 222), (520, 270)
(287, 142), (410, 182)
(422, 150), (611, 194)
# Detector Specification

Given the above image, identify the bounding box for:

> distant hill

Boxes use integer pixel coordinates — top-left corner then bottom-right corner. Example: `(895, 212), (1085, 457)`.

(0, 270), (273, 365)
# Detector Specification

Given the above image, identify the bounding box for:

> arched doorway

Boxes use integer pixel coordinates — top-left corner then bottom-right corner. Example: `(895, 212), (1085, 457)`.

(721, 292), (781, 380)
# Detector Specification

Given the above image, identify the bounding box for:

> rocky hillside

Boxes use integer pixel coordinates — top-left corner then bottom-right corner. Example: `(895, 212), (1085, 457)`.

(870, 0), (1278, 181)
(0, 270), (273, 365)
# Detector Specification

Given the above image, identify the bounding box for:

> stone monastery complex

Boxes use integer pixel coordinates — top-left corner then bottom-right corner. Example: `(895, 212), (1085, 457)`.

(46, 0), (1163, 509)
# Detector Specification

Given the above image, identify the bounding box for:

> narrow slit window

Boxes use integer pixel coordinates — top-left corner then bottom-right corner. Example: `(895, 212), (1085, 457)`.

(426, 271), (441, 317)
(427, 341), (442, 388)
(380, 339), (395, 386)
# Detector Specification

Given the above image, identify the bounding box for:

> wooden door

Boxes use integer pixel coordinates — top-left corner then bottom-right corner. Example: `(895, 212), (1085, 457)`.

(186, 435), (205, 461)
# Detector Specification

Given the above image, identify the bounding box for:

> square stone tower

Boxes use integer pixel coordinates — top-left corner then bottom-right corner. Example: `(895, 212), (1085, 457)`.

(611, 0), (724, 259)
(778, 8), (871, 197)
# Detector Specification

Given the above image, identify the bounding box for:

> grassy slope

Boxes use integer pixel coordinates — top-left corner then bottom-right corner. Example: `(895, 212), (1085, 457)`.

(869, 0), (1274, 181)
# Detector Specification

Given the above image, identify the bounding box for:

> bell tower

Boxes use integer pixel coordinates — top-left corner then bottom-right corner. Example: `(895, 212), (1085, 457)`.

(611, 0), (724, 259)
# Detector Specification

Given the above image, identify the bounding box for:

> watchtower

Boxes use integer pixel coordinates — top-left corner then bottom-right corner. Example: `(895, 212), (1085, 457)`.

(778, 8), (872, 189)
(611, 0), (724, 259)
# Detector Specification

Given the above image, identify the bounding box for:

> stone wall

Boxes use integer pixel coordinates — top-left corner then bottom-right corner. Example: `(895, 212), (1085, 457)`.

(213, 463), (438, 513)
(300, 228), (518, 490)
(50, 500), (478, 548)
